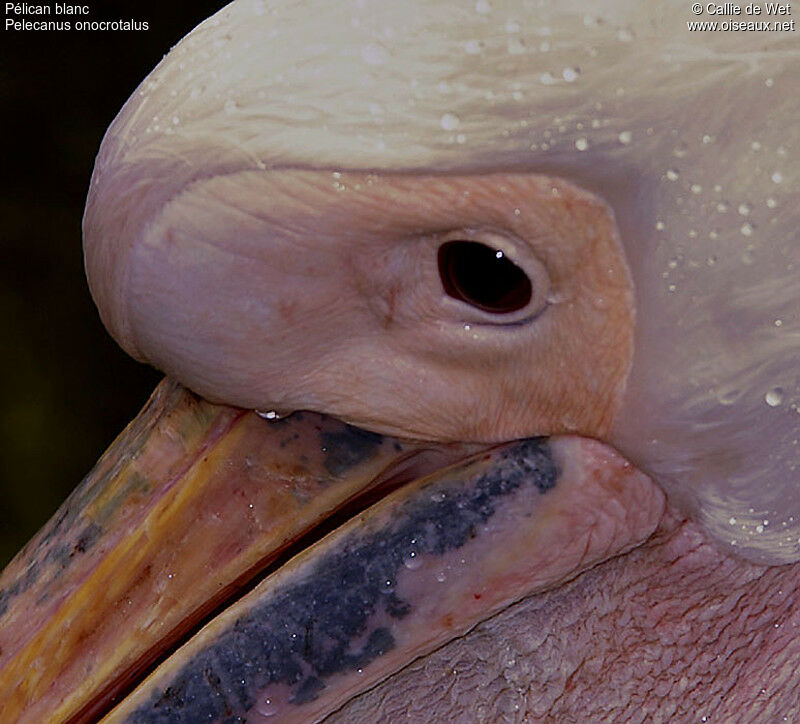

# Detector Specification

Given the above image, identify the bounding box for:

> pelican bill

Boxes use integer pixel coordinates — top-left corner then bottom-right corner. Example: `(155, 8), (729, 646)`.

(0, 379), (468, 723)
(104, 436), (662, 723)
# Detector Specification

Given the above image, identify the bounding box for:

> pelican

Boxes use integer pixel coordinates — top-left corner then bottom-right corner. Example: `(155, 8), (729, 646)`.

(1, 0), (798, 721)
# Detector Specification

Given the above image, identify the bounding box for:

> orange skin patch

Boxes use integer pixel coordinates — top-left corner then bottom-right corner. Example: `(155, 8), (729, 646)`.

(126, 171), (635, 444)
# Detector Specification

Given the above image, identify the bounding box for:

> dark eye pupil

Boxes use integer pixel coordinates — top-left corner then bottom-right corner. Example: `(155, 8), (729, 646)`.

(438, 240), (532, 314)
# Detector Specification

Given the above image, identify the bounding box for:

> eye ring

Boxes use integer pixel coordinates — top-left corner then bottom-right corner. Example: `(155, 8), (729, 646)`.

(437, 240), (533, 315)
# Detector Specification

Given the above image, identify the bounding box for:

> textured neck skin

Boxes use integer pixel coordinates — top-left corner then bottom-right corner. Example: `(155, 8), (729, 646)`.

(326, 507), (800, 723)
(83, 0), (799, 562)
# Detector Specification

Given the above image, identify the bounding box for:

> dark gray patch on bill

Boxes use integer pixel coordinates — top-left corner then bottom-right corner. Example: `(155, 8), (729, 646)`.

(0, 563), (38, 618)
(125, 437), (557, 723)
(320, 425), (385, 476)
(0, 519), (103, 617)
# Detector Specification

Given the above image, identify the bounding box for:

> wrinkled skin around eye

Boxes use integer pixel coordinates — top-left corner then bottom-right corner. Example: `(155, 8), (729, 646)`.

(122, 171), (635, 444)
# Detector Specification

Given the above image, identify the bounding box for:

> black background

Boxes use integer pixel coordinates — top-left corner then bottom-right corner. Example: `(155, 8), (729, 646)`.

(1, 1), (227, 565)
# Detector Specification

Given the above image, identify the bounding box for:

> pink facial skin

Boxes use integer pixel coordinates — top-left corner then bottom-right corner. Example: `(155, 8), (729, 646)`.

(2, 0), (797, 721)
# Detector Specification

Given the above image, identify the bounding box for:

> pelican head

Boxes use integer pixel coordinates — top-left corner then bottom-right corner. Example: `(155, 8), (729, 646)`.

(85, 0), (799, 560)
(2, 0), (798, 721)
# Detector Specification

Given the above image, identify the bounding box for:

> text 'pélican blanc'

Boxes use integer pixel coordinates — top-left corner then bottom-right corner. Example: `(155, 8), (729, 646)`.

(5, 3), (149, 31)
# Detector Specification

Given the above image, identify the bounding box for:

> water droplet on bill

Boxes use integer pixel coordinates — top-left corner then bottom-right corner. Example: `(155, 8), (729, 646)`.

(562, 67), (579, 82)
(765, 388), (784, 407)
(463, 39), (482, 54)
(256, 698), (279, 717)
(440, 113), (461, 131)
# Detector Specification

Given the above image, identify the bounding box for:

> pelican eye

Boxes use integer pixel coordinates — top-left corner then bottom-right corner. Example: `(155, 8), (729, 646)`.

(437, 240), (532, 314)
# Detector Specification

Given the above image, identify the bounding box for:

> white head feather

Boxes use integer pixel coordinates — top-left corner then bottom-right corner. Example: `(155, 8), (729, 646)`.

(84, 0), (799, 562)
